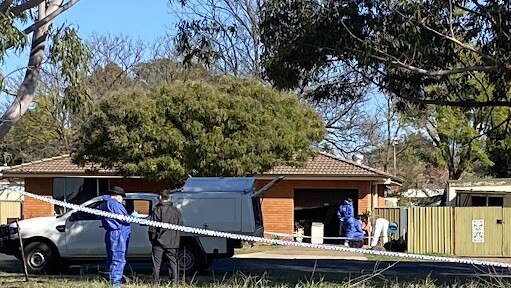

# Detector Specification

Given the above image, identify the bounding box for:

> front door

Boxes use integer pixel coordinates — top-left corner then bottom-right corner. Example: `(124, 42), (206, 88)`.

(65, 201), (105, 257)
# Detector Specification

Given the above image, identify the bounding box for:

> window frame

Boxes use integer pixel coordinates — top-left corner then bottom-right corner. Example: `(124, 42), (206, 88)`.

(471, 195), (504, 207)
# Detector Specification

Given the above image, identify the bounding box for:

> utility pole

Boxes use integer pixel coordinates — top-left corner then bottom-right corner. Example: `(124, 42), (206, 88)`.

(392, 139), (398, 175)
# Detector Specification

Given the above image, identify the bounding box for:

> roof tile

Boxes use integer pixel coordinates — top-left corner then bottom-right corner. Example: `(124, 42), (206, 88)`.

(4, 155), (114, 175)
(263, 152), (393, 177)
(3, 152), (397, 180)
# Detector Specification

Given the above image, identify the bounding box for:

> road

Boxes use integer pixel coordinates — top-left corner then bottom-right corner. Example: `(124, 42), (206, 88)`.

(1, 254), (510, 285)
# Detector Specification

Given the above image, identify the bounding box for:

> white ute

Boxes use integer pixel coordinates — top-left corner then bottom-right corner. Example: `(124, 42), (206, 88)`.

(0, 176), (283, 274)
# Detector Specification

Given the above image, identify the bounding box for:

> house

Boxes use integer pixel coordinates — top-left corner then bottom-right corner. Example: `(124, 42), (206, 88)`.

(2, 152), (401, 238)
(400, 188), (444, 207)
(446, 178), (511, 207)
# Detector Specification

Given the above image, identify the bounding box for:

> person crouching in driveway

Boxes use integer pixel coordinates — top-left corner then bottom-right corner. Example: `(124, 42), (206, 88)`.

(149, 189), (183, 285)
(101, 186), (131, 287)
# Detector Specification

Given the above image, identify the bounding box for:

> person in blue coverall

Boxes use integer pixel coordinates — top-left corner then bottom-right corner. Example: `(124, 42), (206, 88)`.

(338, 199), (364, 247)
(337, 199), (355, 246)
(100, 186), (131, 287)
(344, 217), (365, 247)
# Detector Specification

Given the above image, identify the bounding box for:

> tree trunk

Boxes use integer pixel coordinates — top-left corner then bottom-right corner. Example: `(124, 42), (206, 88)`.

(449, 166), (463, 180)
(0, 22), (48, 140)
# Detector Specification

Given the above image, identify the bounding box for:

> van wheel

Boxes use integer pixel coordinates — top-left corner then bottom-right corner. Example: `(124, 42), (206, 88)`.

(24, 242), (57, 274)
(200, 255), (214, 271)
(178, 243), (203, 275)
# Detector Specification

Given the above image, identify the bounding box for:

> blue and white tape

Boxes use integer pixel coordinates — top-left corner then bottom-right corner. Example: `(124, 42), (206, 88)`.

(16, 190), (511, 269)
(264, 231), (372, 240)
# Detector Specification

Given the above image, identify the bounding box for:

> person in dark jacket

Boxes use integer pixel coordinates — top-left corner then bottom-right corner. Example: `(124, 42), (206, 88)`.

(149, 189), (183, 284)
(100, 186), (131, 288)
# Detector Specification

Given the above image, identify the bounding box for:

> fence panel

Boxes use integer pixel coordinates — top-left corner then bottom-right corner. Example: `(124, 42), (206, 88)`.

(407, 207), (454, 255)
(373, 207), (407, 239)
(0, 201), (22, 224)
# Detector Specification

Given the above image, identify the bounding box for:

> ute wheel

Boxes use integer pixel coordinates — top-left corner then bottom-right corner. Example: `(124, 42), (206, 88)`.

(24, 242), (58, 274)
(178, 243), (203, 275)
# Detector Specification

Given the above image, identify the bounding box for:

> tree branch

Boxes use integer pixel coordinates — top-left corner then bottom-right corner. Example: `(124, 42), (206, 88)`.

(399, 94), (511, 107)
(421, 24), (496, 64)
(0, 0), (13, 13)
(11, 0), (45, 15)
(390, 61), (498, 76)
(23, 0), (80, 35)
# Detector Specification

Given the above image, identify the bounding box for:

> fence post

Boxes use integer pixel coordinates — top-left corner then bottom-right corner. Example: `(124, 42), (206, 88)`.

(15, 219), (29, 282)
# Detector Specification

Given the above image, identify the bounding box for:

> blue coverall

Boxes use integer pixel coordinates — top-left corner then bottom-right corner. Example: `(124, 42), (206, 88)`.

(337, 200), (354, 222)
(101, 195), (131, 287)
(344, 217), (365, 240)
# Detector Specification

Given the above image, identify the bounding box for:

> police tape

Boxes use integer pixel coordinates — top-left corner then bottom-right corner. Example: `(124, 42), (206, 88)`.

(17, 190), (511, 269)
(264, 231), (371, 240)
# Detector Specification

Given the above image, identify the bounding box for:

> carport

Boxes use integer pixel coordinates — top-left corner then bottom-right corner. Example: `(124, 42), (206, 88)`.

(294, 188), (358, 243)
(255, 152), (402, 235)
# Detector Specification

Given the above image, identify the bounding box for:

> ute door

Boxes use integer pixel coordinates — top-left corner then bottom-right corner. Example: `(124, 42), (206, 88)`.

(64, 200), (105, 257)
(124, 198), (153, 257)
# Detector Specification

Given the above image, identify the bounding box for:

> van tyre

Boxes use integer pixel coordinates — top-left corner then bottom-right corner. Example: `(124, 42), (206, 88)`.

(178, 243), (203, 275)
(24, 242), (57, 274)
(200, 255), (214, 271)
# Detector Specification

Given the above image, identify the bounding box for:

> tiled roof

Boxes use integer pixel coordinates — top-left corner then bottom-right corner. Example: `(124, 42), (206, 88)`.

(263, 152), (396, 178)
(3, 155), (115, 176)
(3, 152), (400, 182)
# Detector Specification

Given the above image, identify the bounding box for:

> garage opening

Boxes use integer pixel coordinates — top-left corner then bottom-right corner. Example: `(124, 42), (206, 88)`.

(294, 189), (358, 244)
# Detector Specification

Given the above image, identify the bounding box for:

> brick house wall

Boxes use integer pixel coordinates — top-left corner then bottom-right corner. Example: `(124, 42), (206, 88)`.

(378, 184), (386, 208)
(22, 177), (167, 219)
(255, 179), (375, 234)
(24, 178), (54, 218)
(22, 176), (387, 235)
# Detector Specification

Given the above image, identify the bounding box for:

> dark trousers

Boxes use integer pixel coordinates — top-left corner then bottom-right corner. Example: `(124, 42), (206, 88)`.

(152, 245), (178, 284)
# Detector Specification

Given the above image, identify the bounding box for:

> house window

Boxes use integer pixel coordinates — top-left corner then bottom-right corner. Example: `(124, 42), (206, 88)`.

(471, 196), (504, 207)
(53, 178), (109, 215)
(125, 199), (152, 218)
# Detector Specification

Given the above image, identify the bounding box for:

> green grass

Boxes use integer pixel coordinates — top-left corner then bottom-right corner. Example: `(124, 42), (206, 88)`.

(1, 273), (510, 288)
(234, 244), (279, 255)
(365, 252), (454, 262)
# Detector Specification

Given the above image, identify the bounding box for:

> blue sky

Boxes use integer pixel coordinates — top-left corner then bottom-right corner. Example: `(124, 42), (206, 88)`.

(2, 0), (176, 74)
(60, 0), (175, 41)
(1, 0), (384, 119)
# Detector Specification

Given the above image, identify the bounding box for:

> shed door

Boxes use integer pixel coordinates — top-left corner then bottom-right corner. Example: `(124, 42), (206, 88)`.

(454, 207), (502, 257)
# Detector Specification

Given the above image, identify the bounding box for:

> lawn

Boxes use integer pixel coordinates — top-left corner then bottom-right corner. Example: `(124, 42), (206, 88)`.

(364, 251), (454, 262)
(0, 271), (511, 288)
(1, 272), (510, 288)
(234, 244), (279, 255)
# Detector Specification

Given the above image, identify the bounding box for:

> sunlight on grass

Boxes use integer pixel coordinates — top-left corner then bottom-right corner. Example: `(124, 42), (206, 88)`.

(1, 272), (511, 288)
(234, 243), (279, 255)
